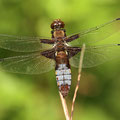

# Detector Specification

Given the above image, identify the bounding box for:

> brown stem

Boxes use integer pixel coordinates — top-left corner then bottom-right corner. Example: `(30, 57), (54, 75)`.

(59, 92), (70, 120)
(70, 44), (86, 120)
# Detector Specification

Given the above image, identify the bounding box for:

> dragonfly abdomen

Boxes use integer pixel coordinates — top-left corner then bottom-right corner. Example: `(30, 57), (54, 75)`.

(55, 51), (71, 97)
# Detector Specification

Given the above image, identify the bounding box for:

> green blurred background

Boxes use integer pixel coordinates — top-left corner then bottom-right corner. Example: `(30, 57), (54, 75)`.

(0, 0), (120, 120)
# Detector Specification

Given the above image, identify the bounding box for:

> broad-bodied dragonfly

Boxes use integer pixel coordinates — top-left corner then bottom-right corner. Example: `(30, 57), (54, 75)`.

(0, 18), (120, 97)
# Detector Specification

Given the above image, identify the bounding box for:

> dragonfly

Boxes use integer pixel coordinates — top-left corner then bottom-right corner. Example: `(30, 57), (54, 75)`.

(0, 18), (120, 97)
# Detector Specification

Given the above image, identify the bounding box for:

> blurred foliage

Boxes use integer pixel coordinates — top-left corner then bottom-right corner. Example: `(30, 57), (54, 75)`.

(0, 0), (120, 120)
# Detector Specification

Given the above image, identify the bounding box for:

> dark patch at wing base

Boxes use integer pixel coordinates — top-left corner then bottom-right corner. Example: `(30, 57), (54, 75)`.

(67, 47), (81, 58)
(41, 48), (55, 59)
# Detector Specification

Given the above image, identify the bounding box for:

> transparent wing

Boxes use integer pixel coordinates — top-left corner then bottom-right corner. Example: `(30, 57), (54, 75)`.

(0, 52), (55, 74)
(0, 34), (52, 52)
(70, 44), (120, 68)
(68, 18), (120, 46)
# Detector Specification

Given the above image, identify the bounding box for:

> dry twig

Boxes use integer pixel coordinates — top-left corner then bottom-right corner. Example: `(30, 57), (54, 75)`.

(70, 44), (85, 120)
(59, 92), (70, 120)
(59, 44), (86, 120)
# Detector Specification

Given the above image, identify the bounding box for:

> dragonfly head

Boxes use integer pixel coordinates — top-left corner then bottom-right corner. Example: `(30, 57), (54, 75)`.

(51, 19), (65, 30)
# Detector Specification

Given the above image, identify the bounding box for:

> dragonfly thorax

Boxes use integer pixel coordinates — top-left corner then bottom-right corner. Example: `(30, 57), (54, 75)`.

(53, 30), (65, 38)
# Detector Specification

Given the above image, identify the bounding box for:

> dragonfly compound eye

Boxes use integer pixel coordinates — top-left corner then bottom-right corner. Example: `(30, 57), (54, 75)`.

(51, 19), (65, 29)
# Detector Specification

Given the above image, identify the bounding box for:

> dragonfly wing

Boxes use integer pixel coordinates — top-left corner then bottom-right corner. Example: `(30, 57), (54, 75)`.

(0, 34), (52, 52)
(68, 18), (120, 46)
(70, 44), (120, 68)
(0, 52), (55, 74)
